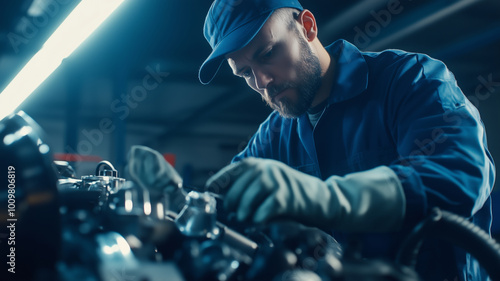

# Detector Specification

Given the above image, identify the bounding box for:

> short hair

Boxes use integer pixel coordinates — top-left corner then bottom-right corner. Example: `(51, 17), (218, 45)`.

(271, 8), (300, 31)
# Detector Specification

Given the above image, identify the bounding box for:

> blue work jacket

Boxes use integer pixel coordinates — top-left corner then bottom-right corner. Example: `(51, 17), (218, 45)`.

(233, 39), (495, 280)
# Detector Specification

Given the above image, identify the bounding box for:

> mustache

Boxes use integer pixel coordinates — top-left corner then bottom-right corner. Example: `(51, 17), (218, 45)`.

(267, 82), (293, 99)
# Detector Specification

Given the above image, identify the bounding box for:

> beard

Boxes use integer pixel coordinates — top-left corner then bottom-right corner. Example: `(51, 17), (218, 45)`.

(264, 32), (323, 118)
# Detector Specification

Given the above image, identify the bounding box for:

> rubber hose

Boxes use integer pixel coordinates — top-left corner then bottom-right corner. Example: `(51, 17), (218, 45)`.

(396, 207), (500, 280)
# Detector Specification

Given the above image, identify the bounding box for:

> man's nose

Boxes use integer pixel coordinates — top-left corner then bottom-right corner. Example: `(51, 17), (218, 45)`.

(253, 69), (273, 91)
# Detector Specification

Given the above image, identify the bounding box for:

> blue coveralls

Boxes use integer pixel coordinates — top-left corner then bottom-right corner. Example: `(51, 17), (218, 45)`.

(233, 39), (496, 280)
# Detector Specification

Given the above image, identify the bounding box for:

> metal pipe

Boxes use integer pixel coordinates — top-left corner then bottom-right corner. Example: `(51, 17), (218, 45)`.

(367, 0), (482, 51)
(320, 0), (388, 42)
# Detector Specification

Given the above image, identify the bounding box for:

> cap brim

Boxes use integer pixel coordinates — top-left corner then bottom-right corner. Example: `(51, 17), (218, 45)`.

(198, 12), (273, 85)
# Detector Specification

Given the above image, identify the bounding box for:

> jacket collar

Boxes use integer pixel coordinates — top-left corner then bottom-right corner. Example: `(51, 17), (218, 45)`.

(325, 39), (369, 104)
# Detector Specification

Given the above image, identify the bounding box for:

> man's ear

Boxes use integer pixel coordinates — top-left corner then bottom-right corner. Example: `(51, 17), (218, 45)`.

(298, 9), (317, 42)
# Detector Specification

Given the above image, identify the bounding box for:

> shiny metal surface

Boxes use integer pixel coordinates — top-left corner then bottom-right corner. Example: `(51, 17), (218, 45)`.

(175, 191), (218, 238)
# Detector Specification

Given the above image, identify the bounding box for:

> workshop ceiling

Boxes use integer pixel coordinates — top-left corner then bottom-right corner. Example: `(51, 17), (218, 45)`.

(0, 0), (499, 184)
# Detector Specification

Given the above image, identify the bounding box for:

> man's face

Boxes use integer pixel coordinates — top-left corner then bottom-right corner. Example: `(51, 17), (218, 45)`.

(226, 14), (322, 118)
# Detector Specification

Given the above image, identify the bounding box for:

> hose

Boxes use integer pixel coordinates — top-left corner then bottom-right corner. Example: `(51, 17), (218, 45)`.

(396, 207), (500, 280)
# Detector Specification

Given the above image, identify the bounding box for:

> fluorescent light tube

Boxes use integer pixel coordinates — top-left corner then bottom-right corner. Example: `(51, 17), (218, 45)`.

(0, 0), (126, 120)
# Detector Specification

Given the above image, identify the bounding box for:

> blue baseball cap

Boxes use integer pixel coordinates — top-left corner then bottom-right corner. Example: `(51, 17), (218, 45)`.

(199, 0), (303, 84)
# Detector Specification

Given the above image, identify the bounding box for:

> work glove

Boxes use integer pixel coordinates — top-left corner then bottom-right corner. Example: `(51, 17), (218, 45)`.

(127, 145), (186, 212)
(206, 157), (406, 232)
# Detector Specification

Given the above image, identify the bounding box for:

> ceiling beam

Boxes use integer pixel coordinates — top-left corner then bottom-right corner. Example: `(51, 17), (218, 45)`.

(366, 0), (483, 51)
(433, 24), (500, 60)
(319, 0), (388, 42)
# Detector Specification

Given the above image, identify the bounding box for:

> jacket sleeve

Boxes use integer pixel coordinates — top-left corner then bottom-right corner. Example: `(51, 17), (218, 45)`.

(386, 54), (495, 225)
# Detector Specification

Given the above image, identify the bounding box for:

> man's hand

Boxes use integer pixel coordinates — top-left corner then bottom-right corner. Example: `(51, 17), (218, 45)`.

(127, 145), (186, 212)
(206, 157), (406, 232)
(127, 145), (182, 193)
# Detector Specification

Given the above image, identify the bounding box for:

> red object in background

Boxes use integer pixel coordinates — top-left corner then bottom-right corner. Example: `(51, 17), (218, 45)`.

(163, 153), (176, 167)
(54, 152), (176, 167)
(53, 153), (103, 162)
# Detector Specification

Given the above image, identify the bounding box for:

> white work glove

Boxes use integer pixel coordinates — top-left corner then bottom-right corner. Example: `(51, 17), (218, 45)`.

(127, 145), (185, 212)
(206, 157), (406, 232)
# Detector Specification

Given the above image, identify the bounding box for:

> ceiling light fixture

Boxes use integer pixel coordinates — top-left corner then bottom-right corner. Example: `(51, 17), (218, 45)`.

(0, 0), (126, 120)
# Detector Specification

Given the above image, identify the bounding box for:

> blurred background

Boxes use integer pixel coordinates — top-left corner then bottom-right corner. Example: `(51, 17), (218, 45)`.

(0, 0), (498, 229)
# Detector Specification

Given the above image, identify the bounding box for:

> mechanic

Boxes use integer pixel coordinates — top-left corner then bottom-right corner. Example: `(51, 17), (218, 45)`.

(199, 0), (495, 280)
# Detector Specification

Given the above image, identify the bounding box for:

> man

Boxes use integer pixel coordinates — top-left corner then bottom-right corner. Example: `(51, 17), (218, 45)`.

(199, 0), (495, 280)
